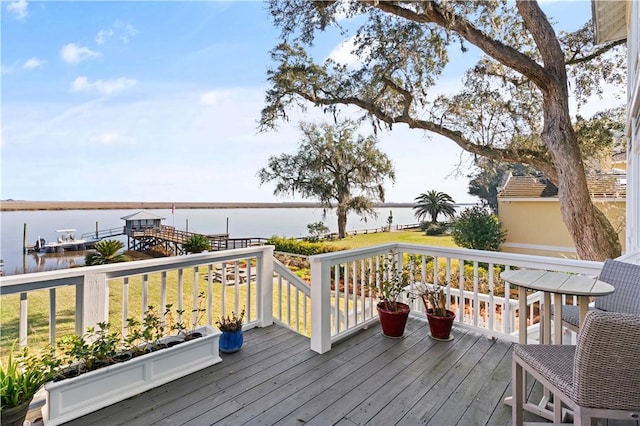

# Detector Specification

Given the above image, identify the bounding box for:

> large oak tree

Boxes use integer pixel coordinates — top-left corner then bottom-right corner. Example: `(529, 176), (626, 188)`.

(259, 0), (626, 260)
(258, 120), (395, 238)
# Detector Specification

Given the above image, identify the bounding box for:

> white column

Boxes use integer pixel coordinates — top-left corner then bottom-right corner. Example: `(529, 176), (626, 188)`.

(310, 255), (332, 354)
(77, 272), (109, 334)
(259, 246), (274, 327)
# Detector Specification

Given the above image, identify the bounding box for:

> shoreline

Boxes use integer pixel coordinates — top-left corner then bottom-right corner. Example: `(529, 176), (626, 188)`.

(0, 200), (415, 212)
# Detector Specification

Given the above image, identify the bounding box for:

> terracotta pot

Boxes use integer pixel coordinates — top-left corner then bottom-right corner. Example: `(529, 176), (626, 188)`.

(426, 309), (456, 341)
(1, 397), (32, 426)
(377, 302), (410, 338)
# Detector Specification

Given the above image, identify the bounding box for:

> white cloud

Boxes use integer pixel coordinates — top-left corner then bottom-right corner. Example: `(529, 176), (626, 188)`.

(95, 20), (138, 45)
(91, 131), (136, 145)
(327, 36), (365, 67)
(200, 91), (219, 105)
(60, 43), (101, 64)
(70, 76), (138, 96)
(7, 0), (28, 21)
(23, 57), (45, 69)
(95, 29), (114, 45)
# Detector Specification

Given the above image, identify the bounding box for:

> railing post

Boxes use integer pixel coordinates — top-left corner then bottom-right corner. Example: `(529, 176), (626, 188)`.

(310, 255), (332, 354)
(259, 246), (274, 327)
(77, 272), (109, 335)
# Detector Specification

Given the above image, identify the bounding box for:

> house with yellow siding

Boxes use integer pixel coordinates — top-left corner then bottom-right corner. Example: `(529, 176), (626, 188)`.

(497, 172), (627, 258)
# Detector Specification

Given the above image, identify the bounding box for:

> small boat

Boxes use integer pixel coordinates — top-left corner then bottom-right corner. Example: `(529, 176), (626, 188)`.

(34, 229), (92, 253)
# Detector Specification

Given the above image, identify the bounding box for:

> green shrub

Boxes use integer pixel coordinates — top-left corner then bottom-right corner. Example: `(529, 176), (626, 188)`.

(266, 236), (342, 256)
(422, 222), (450, 236)
(451, 206), (506, 251)
(183, 234), (211, 253)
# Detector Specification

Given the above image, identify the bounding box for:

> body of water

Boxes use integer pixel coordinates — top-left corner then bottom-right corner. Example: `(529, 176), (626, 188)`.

(1, 206), (432, 275)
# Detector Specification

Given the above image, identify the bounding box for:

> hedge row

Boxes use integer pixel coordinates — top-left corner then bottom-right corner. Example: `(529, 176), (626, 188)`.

(266, 236), (344, 256)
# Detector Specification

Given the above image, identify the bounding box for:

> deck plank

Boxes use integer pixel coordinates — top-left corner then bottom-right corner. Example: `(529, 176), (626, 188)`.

(60, 318), (561, 426)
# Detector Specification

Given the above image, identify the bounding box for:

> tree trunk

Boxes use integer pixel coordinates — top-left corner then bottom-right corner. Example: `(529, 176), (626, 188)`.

(337, 208), (347, 239)
(519, 2), (621, 261)
(544, 98), (621, 261)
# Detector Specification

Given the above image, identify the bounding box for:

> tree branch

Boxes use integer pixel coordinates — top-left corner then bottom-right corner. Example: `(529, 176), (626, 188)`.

(566, 38), (626, 66)
(366, 0), (554, 92)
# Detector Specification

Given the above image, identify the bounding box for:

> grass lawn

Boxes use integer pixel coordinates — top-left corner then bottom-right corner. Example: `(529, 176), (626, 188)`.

(325, 229), (458, 250)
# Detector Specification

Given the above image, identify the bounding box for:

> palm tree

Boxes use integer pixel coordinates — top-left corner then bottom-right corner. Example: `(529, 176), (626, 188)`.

(413, 190), (457, 224)
(85, 239), (131, 266)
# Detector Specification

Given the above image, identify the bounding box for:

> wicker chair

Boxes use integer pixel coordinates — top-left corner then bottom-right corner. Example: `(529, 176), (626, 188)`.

(512, 311), (640, 425)
(542, 259), (640, 340)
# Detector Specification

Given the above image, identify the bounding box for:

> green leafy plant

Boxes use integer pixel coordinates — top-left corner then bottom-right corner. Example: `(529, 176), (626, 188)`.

(266, 236), (343, 256)
(85, 239), (131, 265)
(57, 322), (120, 374)
(168, 292), (207, 339)
(182, 234), (211, 254)
(215, 308), (245, 332)
(1, 344), (61, 410)
(369, 252), (410, 312)
(451, 206), (506, 251)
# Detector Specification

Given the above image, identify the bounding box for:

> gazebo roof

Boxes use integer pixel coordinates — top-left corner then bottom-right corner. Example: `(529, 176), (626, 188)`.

(120, 210), (166, 221)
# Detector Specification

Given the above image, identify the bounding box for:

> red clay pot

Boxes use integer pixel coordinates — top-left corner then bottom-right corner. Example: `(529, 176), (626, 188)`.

(377, 302), (410, 338)
(426, 309), (456, 341)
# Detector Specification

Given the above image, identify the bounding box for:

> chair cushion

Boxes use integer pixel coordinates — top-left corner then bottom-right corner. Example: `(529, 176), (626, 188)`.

(595, 259), (640, 314)
(549, 304), (598, 328)
(513, 344), (575, 398)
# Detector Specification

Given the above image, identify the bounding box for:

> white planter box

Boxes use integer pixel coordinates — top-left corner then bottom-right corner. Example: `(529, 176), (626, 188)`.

(43, 325), (221, 425)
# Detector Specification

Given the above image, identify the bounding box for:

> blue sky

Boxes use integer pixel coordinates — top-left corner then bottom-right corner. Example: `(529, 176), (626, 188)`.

(1, 1), (606, 203)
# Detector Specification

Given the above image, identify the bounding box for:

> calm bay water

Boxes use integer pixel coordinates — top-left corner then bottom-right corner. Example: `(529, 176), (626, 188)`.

(1, 207), (422, 275)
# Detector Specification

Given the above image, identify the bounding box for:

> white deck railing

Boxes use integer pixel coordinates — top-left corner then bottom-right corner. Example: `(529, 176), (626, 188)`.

(309, 243), (604, 353)
(0, 243), (613, 357)
(0, 246), (275, 350)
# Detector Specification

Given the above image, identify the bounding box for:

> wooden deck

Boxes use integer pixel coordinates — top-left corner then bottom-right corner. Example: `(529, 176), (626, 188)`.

(55, 318), (591, 426)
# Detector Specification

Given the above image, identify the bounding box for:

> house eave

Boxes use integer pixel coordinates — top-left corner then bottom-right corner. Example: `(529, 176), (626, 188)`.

(592, 0), (627, 44)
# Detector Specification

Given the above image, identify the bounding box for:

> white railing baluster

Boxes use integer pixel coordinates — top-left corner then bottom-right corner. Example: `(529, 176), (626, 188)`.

(122, 278), (129, 336)
(287, 275), (291, 327)
(246, 261), (252, 322)
(207, 266), (213, 326)
(234, 263), (240, 315)
(20, 292), (27, 346)
(352, 261), (357, 326)
(49, 289), (56, 344)
(488, 264), (495, 332)
(359, 259), (365, 323)
(334, 264), (340, 334)
(192, 266), (199, 326)
(458, 259), (464, 323)
(160, 272), (167, 325)
(142, 274), (149, 313)
(473, 261), (479, 328)
(504, 265), (511, 334)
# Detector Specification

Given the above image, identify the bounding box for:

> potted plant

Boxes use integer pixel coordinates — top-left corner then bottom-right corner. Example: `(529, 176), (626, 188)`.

(370, 252), (411, 338)
(417, 283), (456, 341)
(1, 344), (61, 426)
(216, 308), (245, 353)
